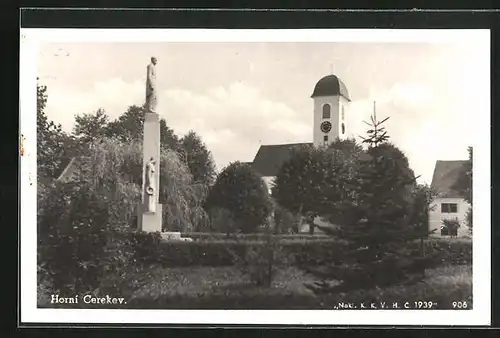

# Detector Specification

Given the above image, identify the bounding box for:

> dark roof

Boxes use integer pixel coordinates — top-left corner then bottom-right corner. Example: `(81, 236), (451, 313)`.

(54, 157), (74, 179)
(37, 157), (75, 185)
(251, 143), (313, 177)
(311, 74), (351, 101)
(57, 157), (85, 182)
(430, 160), (468, 198)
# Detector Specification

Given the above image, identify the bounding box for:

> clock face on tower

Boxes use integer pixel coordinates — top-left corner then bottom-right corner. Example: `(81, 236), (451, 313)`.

(320, 121), (332, 133)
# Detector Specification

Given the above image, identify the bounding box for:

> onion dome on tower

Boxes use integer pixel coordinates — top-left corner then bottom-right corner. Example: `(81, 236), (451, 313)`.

(311, 74), (351, 101)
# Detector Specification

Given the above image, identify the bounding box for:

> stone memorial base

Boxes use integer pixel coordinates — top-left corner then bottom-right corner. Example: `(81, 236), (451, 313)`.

(137, 203), (163, 233)
(160, 232), (194, 242)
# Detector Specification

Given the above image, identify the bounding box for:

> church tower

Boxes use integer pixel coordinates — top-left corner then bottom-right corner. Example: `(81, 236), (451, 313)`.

(311, 74), (351, 147)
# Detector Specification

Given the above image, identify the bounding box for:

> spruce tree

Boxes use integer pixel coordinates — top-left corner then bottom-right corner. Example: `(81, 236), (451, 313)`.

(306, 111), (434, 294)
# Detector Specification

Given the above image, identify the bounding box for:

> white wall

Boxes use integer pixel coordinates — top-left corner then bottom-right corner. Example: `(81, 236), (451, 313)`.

(339, 96), (350, 140)
(429, 197), (471, 237)
(261, 176), (275, 194)
(313, 95), (340, 147)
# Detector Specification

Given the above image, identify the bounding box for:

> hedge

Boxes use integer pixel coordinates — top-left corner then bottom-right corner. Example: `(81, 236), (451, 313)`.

(181, 232), (330, 241)
(132, 232), (472, 268)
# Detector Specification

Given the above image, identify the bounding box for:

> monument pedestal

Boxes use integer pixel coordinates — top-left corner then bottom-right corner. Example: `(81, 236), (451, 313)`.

(136, 112), (162, 233)
(137, 203), (163, 233)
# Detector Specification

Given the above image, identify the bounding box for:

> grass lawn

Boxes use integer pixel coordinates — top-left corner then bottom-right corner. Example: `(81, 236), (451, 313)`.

(124, 264), (472, 309)
(38, 264), (472, 310)
(127, 266), (320, 309)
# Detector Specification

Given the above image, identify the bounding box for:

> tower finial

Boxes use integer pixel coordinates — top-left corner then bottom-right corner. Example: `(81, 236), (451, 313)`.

(373, 101), (376, 120)
(329, 62), (333, 74)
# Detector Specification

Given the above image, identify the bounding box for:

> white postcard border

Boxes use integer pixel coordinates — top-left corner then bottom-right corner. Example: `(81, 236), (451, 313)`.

(20, 28), (491, 326)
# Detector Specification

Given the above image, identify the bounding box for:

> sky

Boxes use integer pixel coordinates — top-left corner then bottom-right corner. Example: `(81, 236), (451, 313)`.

(37, 38), (489, 184)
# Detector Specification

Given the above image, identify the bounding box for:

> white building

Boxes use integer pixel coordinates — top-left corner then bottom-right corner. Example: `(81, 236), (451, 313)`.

(428, 160), (471, 237)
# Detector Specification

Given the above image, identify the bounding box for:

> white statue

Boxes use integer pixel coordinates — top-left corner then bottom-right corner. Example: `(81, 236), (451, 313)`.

(145, 57), (158, 113)
(145, 157), (156, 213)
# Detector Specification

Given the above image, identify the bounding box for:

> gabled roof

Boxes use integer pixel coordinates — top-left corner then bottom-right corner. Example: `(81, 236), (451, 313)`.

(251, 143), (313, 177)
(430, 160), (468, 198)
(37, 157), (75, 185)
(57, 157), (85, 182)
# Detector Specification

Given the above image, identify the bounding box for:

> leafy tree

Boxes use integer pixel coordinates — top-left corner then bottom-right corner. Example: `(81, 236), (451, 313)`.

(273, 203), (298, 234)
(69, 105), (207, 231)
(158, 147), (209, 232)
(272, 138), (363, 232)
(73, 108), (110, 144)
(207, 207), (237, 234)
(306, 113), (434, 294)
(104, 104), (180, 152)
(320, 138), (366, 225)
(205, 162), (271, 233)
(36, 80), (73, 179)
(159, 118), (180, 151)
(105, 105), (145, 141)
(328, 137), (364, 156)
(272, 144), (329, 219)
(408, 183), (438, 235)
(37, 137), (142, 296)
(178, 130), (217, 185)
(408, 183), (438, 256)
(36, 80), (49, 132)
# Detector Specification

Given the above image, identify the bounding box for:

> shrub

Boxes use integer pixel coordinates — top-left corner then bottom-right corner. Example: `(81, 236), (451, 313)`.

(205, 162), (272, 233)
(37, 180), (137, 296)
(441, 218), (461, 237)
(129, 237), (343, 268)
(423, 238), (472, 265)
(234, 218), (296, 287)
(207, 207), (237, 235)
(124, 235), (471, 269)
(273, 205), (299, 234)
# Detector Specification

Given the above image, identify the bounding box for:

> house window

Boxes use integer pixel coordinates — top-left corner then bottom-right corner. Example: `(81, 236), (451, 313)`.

(441, 203), (458, 213)
(322, 104), (331, 119)
(341, 123), (345, 135)
(323, 135), (328, 142)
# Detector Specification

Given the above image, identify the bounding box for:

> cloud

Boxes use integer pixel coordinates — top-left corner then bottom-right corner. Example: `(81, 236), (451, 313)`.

(44, 76), (471, 183)
(348, 82), (469, 183)
(44, 79), (309, 173)
(39, 39), (486, 185)
(45, 77), (143, 131)
(162, 82), (310, 170)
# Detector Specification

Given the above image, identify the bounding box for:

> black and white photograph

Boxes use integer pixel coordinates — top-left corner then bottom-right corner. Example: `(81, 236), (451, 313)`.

(20, 28), (490, 326)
